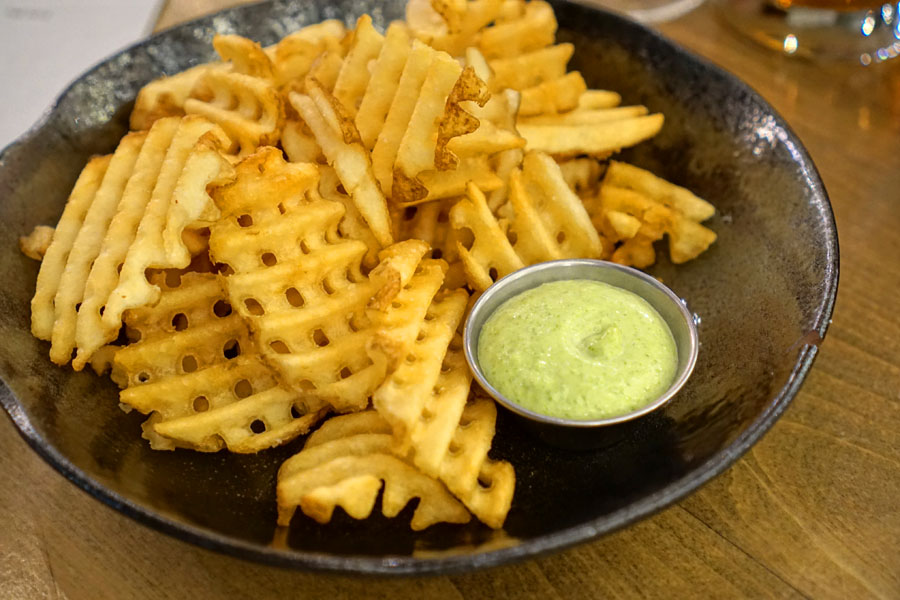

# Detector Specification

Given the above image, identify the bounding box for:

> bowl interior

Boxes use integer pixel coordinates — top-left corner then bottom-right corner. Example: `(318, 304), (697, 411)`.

(0, 0), (836, 574)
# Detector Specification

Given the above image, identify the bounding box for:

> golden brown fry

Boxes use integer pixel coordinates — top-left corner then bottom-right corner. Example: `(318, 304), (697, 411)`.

(449, 182), (524, 291)
(99, 117), (233, 358)
(518, 105), (649, 127)
(479, 0), (556, 58)
(518, 113), (664, 157)
(30, 154), (110, 341)
(604, 160), (716, 222)
(290, 82), (393, 247)
(19, 225), (54, 261)
(48, 132), (147, 364)
(278, 451), (470, 530)
(213, 34), (275, 80)
(488, 43), (572, 90)
(184, 69), (283, 155)
(518, 71), (586, 116)
(355, 23), (412, 149)
(333, 15), (385, 115)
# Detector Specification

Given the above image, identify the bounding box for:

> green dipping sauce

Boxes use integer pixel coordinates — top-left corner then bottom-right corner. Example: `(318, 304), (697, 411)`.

(477, 279), (678, 421)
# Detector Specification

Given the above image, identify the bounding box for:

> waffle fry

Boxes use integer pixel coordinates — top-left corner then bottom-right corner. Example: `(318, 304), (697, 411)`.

(290, 80), (393, 247)
(604, 160), (716, 222)
(373, 291), (468, 450)
(47, 133), (146, 364)
(450, 182), (524, 291)
(277, 440), (470, 529)
(588, 180), (716, 267)
(478, 0), (556, 58)
(96, 117), (233, 366)
(518, 113), (664, 157)
(518, 71), (586, 116)
(31, 154), (111, 341)
(130, 64), (219, 131)
(319, 166), (381, 269)
(489, 43), (572, 91)
(405, 0), (505, 57)
(507, 151), (603, 262)
(332, 15), (384, 114)
(209, 149), (438, 412)
(355, 23), (412, 150)
(19, 225), (54, 261)
(114, 272), (327, 452)
(267, 20), (346, 87)
(213, 34), (275, 80)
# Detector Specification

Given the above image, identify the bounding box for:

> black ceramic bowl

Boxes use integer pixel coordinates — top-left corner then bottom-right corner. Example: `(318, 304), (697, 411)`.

(0, 0), (838, 575)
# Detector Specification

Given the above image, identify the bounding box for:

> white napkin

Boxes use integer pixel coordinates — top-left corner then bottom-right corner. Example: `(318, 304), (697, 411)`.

(0, 0), (164, 150)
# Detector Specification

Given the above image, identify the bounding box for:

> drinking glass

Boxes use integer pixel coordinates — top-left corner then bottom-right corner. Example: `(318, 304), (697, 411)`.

(714, 0), (900, 64)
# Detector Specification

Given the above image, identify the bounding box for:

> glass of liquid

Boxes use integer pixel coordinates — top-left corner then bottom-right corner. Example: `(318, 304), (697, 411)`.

(713, 0), (900, 64)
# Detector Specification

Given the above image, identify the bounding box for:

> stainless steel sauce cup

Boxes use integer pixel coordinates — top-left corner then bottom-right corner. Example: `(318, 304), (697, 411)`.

(463, 259), (699, 449)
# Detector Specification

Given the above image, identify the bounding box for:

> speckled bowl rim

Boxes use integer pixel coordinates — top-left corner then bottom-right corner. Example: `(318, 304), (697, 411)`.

(0, 0), (839, 576)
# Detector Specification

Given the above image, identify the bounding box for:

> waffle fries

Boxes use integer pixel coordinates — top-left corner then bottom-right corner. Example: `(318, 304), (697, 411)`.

(23, 0), (720, 534)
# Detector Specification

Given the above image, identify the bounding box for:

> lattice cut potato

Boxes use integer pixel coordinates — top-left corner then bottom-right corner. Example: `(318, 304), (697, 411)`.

(113, 271), (327, 453)
(209, 148), (441, 412)
(277, 429), (471, 530)
(94, 117), (234, 366)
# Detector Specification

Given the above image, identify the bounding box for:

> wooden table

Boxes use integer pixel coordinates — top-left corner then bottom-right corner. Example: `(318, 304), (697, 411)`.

(2, 1), (898, 598)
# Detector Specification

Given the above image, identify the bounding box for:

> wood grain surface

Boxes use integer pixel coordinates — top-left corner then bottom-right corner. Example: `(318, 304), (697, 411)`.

(2, 1), (898, 598)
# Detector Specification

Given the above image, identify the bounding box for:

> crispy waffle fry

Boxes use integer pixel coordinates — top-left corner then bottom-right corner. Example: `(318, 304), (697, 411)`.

(406, 0), (504, 57)
(130, 64), (220, 131)
(31, 154), (111, 340)
(355, 23), (411, 149)
(450, 182), (524, 291)
(209, 149), (435, 412)
(99, 117), (233, 355)
(72, 117), (182, 367)
(604, 160), (716, 222)
(508, 151), (602, 261)
(290, 81), (393, 247)
(373, 290), (468, 449)
(591, 184), (716, 266)
(434, 66), (490, 171)
(185, 68), (283, 155)
(319, 166), (381, 269)
(518, 71), (586, 116)
(47, 133), (146, 364)
(267, 20), (346, 87)
(488, 43), (572, 91)
(370, 40), (434, 196)
(478, 0), (555, 58)
(518, 105), (649, 127)
(213, 34), (275, 80)
(439, 395), (515, 528)
(578, 89), (623, 109)
(114, 272), (328, 452)
(19, 225), (54, 261)
(392, 54), (469, 201)
(281, 120), (324, 163)
(518, 113), (664, 157)
(332, 15), (385, 114)
(277, 446), (470, 530)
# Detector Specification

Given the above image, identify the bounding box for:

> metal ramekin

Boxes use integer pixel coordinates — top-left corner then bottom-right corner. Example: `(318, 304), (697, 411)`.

(463, 259), (699, 449)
